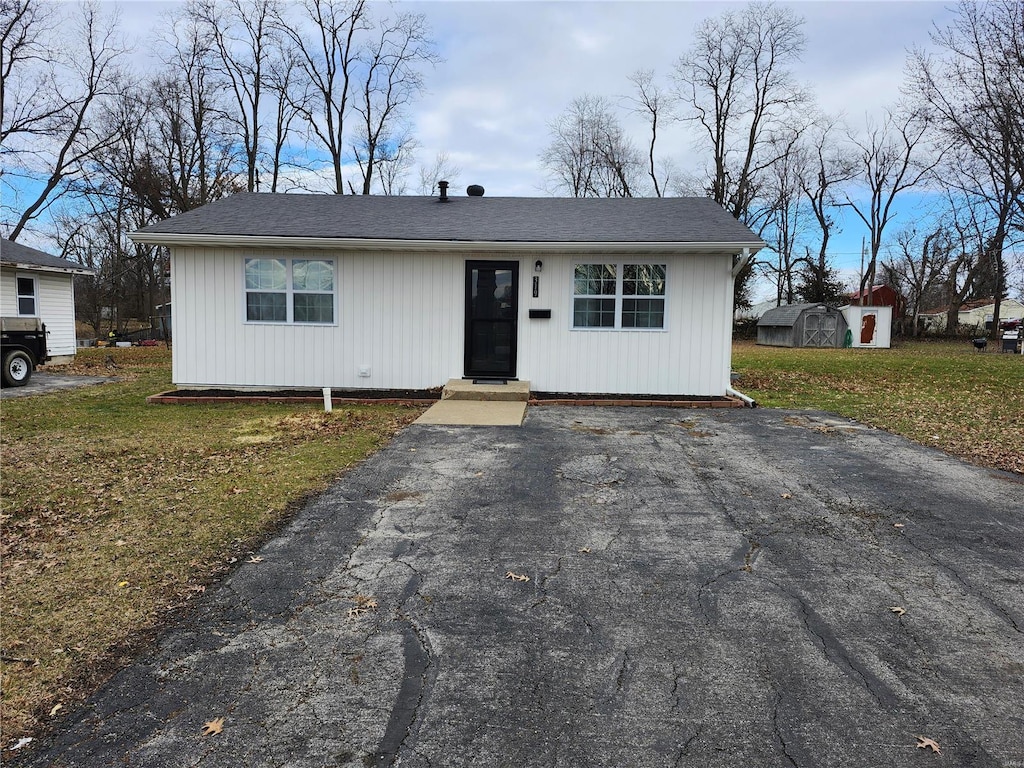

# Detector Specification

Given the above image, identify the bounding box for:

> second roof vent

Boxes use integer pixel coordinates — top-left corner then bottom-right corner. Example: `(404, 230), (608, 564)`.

(467, 184), (485, 197)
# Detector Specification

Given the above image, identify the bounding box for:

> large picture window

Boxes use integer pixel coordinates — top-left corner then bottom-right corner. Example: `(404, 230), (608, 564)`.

(572, 262), (665, 329)
(245, 257), (335, 324)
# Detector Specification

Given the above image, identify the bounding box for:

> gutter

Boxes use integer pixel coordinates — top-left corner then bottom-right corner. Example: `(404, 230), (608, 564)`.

(127, 231), (765, 255)
(726, 387), (757, 408)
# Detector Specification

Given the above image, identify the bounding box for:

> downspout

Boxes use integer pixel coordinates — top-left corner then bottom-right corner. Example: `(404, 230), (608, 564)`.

(726, 387), (757, 408)
(729, 248), (757, 407)
(731, 246), (753, 278)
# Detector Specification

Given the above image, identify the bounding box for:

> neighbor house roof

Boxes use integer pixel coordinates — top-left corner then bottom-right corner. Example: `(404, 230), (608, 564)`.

(0, 237), (94, 275)
(130, 193), (765, 253)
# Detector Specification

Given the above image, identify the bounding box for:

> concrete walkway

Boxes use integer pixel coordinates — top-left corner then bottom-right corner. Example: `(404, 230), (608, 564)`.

(22, 408), (1024, 767)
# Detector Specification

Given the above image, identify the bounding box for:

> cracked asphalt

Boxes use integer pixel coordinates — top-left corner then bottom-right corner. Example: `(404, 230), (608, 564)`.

(22, 407), (1024, 768)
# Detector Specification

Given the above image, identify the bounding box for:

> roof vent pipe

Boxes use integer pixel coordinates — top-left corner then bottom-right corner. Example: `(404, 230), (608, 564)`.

(437, 180), (449, 202)
(467, 184), (485, 197)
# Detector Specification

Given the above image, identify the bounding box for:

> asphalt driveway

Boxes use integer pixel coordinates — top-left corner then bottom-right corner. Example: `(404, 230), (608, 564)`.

(21, 407), (1024, 767)
(0, 371), (111, 399)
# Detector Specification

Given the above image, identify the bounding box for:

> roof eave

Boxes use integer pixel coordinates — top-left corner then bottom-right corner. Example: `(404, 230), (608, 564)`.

(1, 260), (94, 275)
(128, 231), (765, 255)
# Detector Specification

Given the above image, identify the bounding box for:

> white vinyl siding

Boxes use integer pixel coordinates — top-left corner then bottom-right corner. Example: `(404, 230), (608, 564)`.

(169, 247), (735, 396)
(0, 268), (79, 358)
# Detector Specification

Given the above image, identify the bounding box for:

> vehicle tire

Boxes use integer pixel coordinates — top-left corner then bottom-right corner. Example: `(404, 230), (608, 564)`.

(2, 350), (33, 387)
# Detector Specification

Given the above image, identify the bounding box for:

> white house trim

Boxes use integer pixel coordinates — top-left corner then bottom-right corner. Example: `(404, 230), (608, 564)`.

(129, 231), (762, 255)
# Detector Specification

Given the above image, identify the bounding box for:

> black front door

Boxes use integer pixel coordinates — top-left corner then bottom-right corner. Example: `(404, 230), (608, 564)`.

(465, 261), (518, 379)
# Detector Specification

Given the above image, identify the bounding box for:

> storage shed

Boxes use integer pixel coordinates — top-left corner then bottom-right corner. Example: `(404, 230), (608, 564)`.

(757, 303), (848, 348)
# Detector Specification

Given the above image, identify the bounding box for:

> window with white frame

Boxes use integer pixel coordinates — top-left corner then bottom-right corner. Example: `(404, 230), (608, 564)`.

(573, 262), (666, 329)
(16, 276), (37, 316)
(244, 257), (335, 324)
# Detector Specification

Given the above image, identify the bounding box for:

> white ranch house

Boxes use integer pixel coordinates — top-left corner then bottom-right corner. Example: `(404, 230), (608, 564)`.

(1, 237), (93, 363)
(130, 191), (763, 397)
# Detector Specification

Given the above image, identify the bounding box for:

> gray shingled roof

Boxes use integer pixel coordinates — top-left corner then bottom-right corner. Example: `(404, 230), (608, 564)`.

(757, 303), (839, 327)
(0, 237), (93, 274)
(133, 192), (764, 245)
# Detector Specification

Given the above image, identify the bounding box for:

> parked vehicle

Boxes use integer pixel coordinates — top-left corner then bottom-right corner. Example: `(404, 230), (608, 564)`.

(1, 316), (48, 386)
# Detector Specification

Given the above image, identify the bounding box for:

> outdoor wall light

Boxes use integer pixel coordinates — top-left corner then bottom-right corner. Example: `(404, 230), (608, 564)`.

(534, 259), (543, 273)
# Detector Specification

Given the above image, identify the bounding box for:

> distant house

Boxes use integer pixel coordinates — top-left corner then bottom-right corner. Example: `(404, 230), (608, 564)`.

(129, 191), (764, 397)
(757, 303), (848, 348)
(919, 298), (1024, 333)
(0, 238), (93, 363)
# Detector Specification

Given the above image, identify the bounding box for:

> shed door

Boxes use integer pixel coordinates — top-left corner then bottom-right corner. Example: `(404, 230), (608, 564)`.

(804, 313), (837, 347)
(465, 261), (518, 379)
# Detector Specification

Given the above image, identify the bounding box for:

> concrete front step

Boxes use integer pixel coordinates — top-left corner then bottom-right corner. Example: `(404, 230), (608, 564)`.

(414, 400), (527, 426)
(442, 378), (531, 402)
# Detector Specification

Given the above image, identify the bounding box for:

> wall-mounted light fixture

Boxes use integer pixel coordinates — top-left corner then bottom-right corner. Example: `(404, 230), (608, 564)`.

(534, 259), (543, 273)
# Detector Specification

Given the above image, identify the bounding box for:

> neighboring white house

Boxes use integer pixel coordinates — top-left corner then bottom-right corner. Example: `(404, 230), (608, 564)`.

(130, 191), (764, 397)
(1, 238), (93, 363)
(919, 298), (1024, 333)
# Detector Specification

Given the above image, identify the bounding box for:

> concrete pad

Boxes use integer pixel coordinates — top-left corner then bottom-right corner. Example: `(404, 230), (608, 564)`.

(441, 378), (530, 402)
(414, 399), (526, 426)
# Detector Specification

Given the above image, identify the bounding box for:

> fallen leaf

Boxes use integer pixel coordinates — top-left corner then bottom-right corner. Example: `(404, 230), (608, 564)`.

(114, 539), (127, 546)
(916, 736), (940, 754)
(780, 493), (793, 499)
(505, 571), (531, 582)
(578, 547), (591, 554)
(890, 606), (906, 616)
(202, 717), (225, 736)
(346, 594), (379, 619)
(117, 580), (129, 588)
(893, 523), (905, 529)
(246, 555), (264, 563)
(49, 703), (62, 717)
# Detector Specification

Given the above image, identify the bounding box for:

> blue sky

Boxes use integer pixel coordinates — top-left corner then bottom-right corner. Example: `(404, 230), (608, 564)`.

(10, 1), (985, 299)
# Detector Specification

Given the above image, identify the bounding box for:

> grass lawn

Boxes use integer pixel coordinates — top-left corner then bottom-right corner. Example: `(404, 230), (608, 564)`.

(0, 347), (424, 743)
(732, 338), (1024, 475)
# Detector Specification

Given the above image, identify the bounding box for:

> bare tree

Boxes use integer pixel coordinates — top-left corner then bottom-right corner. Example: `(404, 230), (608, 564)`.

(191, 0), (283, 192)
(671, 1), (810, 227)
(762, 136), (807, 305)
(151, 9), (241, 212)
(278, 0), (368, 194)
(797, 116), (857, 304)
(882, 224), (950, 335)
(1, 0), (127, 240)
(541, 95), (643, 198)
(417, 150), (460, 195)
(350, 11), (437, 195)
(626, 69), (676, 197)
(843, 108), (939, 303)
(671, 1), (811, 306)
(908, 0), (1024, 336)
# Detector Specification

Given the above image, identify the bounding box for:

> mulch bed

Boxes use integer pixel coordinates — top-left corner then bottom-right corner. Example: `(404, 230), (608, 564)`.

(147, 388), (745, 408)
(147, 388), (442, 405)
(529, 392), (743, 408)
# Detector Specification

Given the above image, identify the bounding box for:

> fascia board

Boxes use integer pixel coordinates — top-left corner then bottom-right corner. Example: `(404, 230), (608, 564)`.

(128, 231), (766, 255)
(1, 261), (95, 276)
